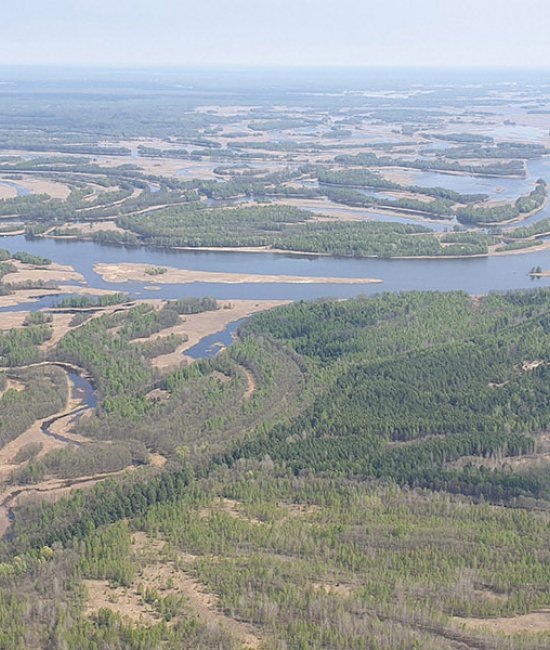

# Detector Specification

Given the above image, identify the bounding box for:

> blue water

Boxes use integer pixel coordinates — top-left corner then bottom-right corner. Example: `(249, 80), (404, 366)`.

(0, 180), (32, 196)
(185, 318), (247, 359)
(1, 234), (550, 309)
(69, 370), (97, 409)
(300, 203), (453, 231)
(387, 167), (534, 201)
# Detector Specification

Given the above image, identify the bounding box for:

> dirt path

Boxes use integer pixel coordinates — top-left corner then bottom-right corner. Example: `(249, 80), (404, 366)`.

(240, 366), (257, 402)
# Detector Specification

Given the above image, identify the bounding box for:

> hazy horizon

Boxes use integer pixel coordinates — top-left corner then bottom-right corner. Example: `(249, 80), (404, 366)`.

(4, 0), (550, 69)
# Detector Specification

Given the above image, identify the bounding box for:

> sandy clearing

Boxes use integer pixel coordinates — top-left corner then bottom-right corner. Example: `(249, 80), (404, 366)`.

(312, 581), (354, 598)
(84, 531), (261, 647)
(0, 311), (27, 330)
(0, 377), (25, 397)
(141, 560), (261, 648)
(148, 299), (289, 371)
(270, 196), (451, 225)
(240, 366), (257, 402)
(39, 313), (76, 349)
(218, 498), (265, 527)
(64, 220), (127, 234)
(2, 260), (85, 285)
(0, 311), (77, 345)
(83, 579), (160, 625)
(0, 421), (64, 482)
(12, 177), (71, 199)
(0, 289), (60, 308)
(453, 609), (550, 634)
(0, 183), (17, 199)
(94, 262), (382, 286)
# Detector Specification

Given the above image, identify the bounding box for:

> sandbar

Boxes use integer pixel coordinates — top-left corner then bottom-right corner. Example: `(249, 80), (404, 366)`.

(94, 262), (382, 285)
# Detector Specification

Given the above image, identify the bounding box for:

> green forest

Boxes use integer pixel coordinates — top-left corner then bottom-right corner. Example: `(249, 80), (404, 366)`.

(1, 289), (550, 648)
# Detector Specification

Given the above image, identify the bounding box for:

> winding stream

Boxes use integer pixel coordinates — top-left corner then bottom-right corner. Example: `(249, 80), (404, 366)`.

(40, 370), (97, 446)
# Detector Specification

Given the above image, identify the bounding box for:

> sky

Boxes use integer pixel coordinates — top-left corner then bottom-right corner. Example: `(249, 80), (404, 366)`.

(3, 0), (550, 69)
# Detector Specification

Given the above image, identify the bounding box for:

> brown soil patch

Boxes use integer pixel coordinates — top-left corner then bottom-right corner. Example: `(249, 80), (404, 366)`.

(62, 220), (127, 234)
(0, 312), (28, 331)
(240, 366), (257, 402)
(141, 560), (261, 648)
(86, 531), (262, 647)
(149, 453), (167, 468)
(0, 183), (17, 199)
(145, 387), (170, 404)
(0, 377), (25, 397)
(83, 579), (159, 625)
(218, 498), (265, 527)
(312, 581), (354, 598)
(522, 360), (545, 372)
(453, 609), (550, 634)
(284, 503), (322, 518)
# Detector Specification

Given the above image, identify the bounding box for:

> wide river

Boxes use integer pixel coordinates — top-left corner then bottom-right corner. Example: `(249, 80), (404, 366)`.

(2, 232), (550, 310)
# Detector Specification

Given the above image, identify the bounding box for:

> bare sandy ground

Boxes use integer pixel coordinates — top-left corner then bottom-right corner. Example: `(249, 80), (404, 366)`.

(93, 153), (221, 180)
(84, 531), (261, 647)
(2, 260), (86, 285)
(149, 299), (289, 370)
(0, 227), (25, 236)
(453, 610), (550, 634)
(0, 184), (17, 199)
(64, 220), (127, 234)
(0, 311), (28, 330)
(18, 177), (71, 199)
(270, 196), (449, 225)
(0, 289), (60, 308)
(56, 284), (120, 297)
(94, 262), (382, 286)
